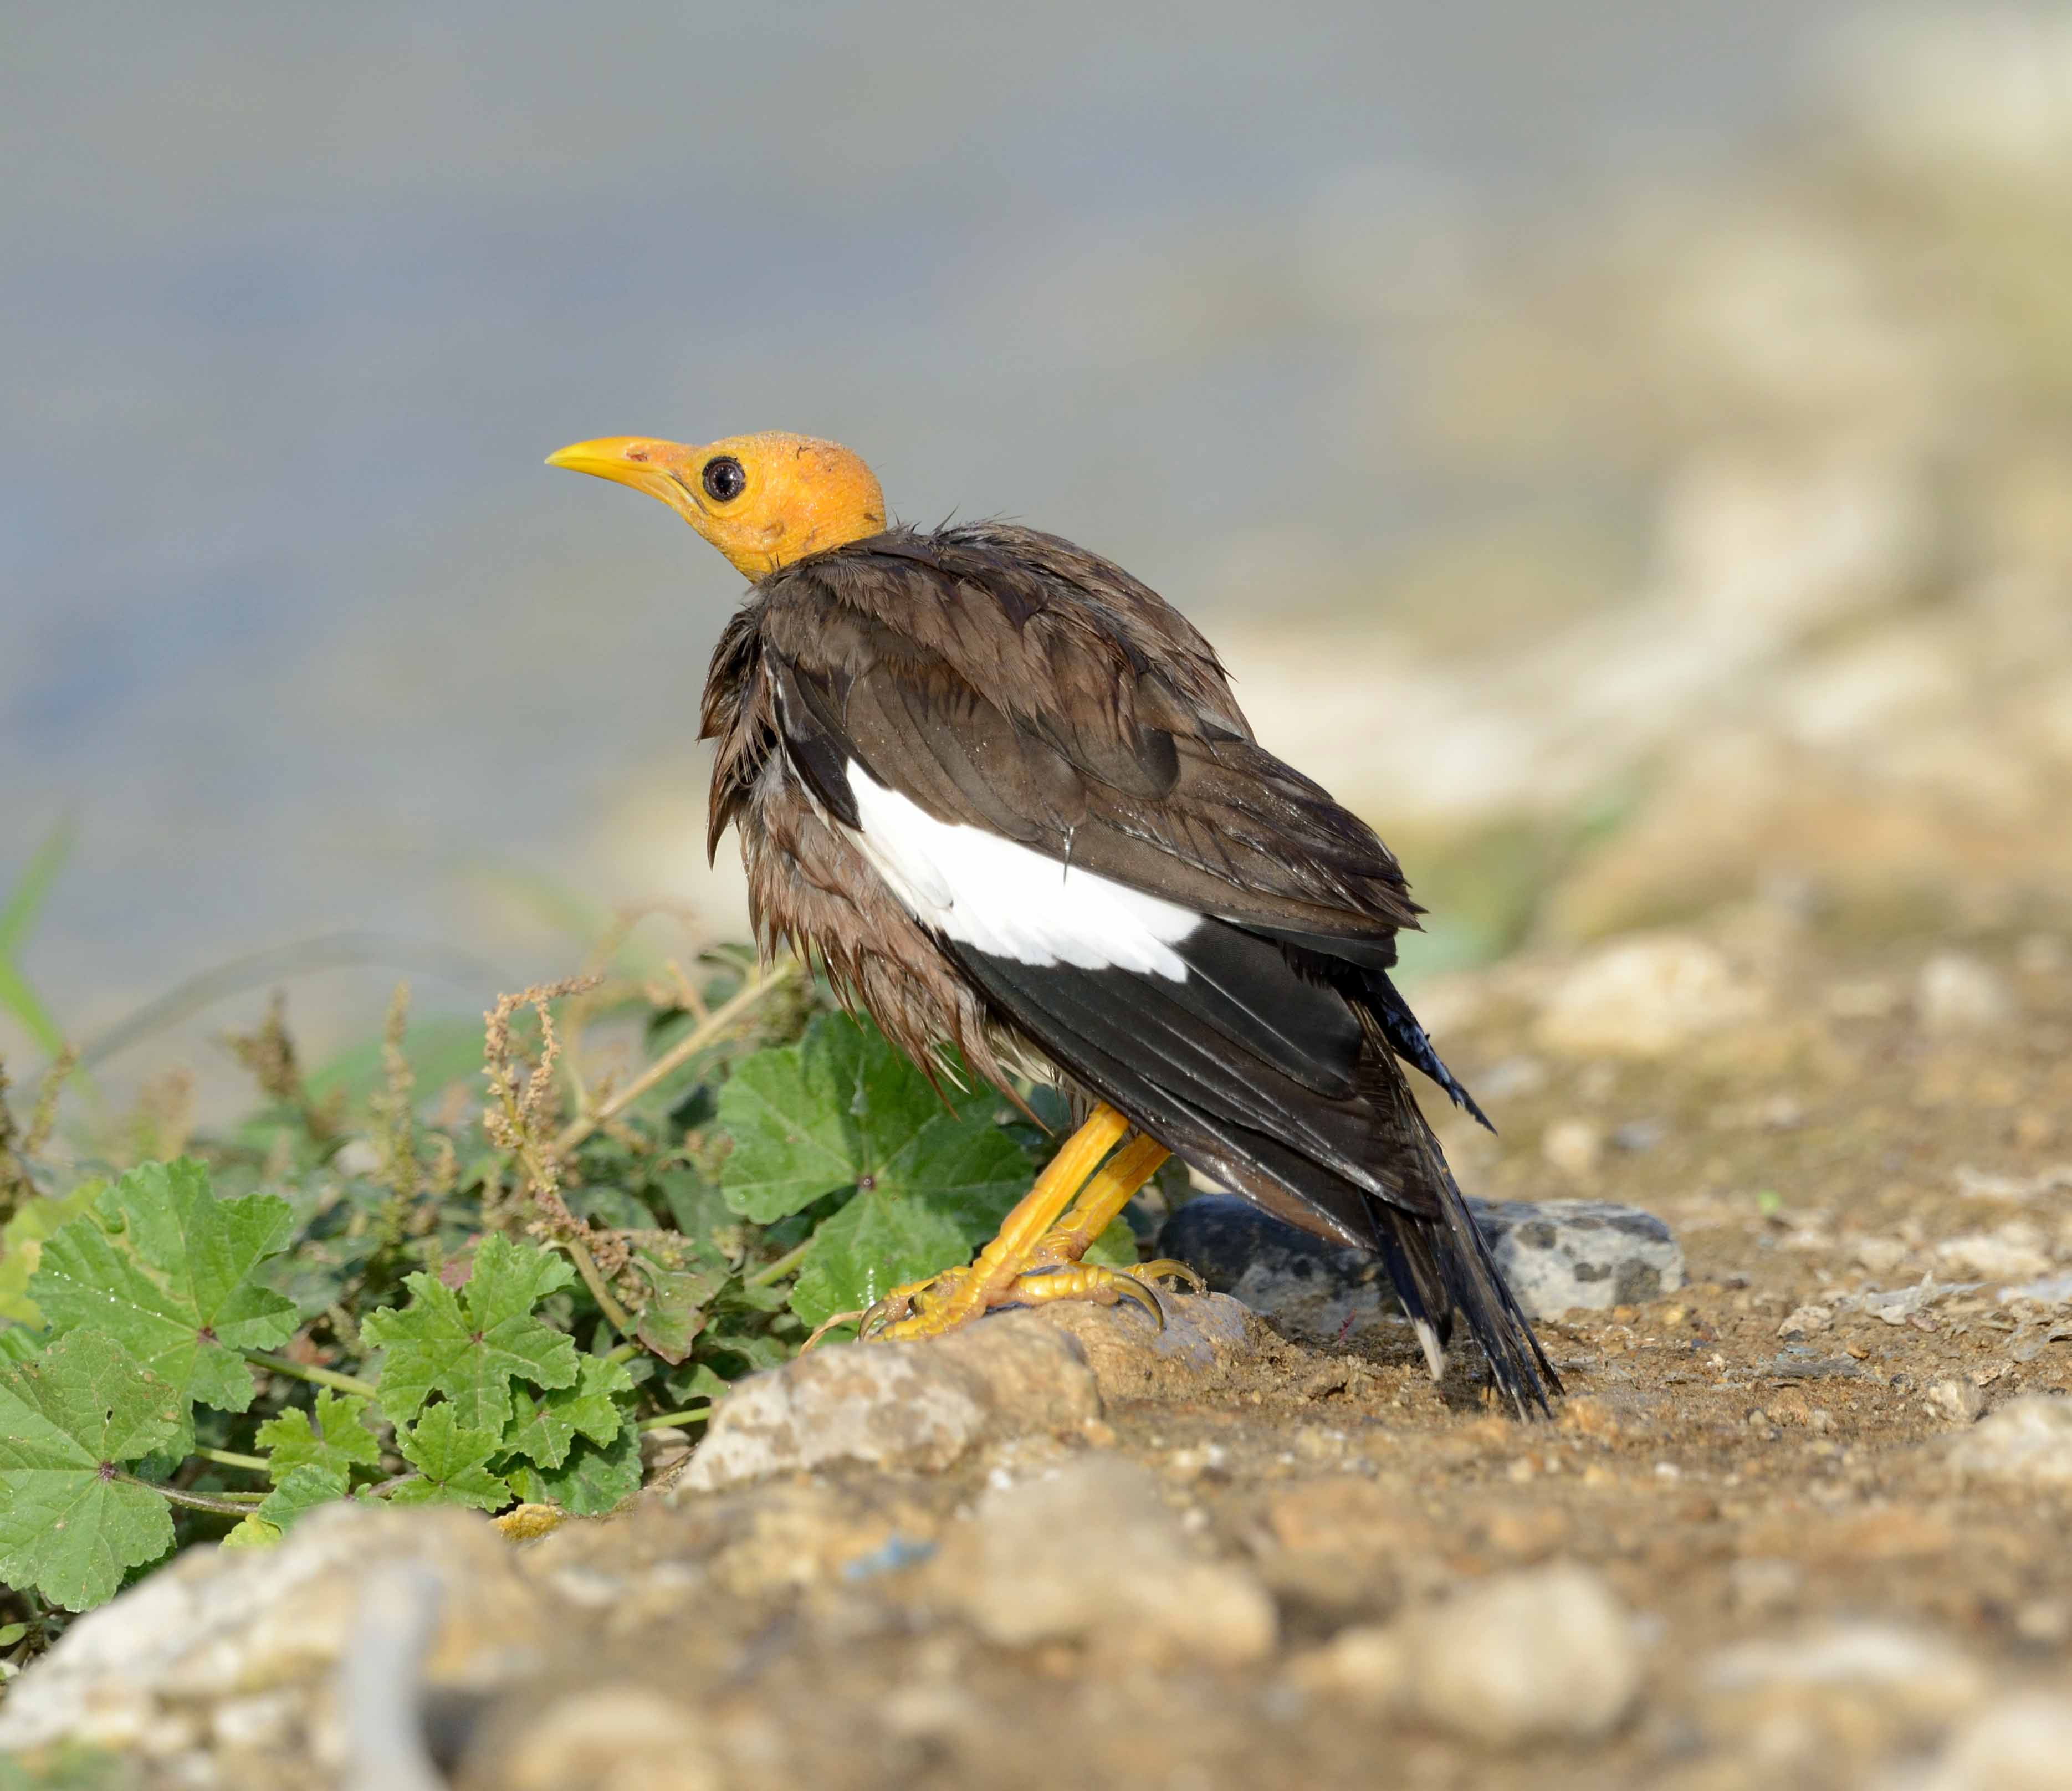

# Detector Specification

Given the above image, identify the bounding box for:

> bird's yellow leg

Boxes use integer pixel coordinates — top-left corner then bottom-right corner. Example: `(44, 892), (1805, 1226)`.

(866, 1107), (1191, 1341)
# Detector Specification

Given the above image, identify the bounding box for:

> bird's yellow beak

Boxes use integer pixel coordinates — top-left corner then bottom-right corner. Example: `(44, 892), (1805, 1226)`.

(545, 436), (703, 519)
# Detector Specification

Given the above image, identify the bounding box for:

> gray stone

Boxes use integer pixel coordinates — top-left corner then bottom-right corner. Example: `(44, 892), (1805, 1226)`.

(1158, 1193), (1685, 1331)
(1476, 1199), (1686, 1314)
(1405, 1563), (1641, 1747)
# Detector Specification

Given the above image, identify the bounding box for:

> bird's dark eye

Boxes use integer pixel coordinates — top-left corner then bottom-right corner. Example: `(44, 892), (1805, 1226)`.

(702, 456), (746, 503)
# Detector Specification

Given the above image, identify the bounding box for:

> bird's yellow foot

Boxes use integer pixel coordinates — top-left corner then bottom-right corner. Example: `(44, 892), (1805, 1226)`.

(858, 1110), (1181, 1342)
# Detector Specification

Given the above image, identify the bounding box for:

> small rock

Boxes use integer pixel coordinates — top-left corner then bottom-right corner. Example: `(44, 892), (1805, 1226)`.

(1925, 1378), (1988, 1425)
(1287, 1624), (1409, 1712)
(1534, 934), (1768, 1060)
(676, 1308), (1102, 1491)
(1542, 1118), (1604, 1178)
(929, 1456), (1276, 1664)
(1919, 1694), (2072, 1791)
(1476, 1199), (1686, 1314)
(1936, 1228), (2053, 1282)
(1404, 1563), (1641, 1747)
(1916, 952), (2015, 1036)
(1160, 1194), (1685, 1328)
(1610, 1119), (1667, 1153)
(1777, 1304), (1833, 1339)
(1854, 1236), (1911, 1275)
(0, 1505), (545, 1756)
(1948, 1395), (2072, 1485)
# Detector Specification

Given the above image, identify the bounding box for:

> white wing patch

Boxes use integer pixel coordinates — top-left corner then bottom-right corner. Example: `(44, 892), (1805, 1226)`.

(843, 763), (1199, 979)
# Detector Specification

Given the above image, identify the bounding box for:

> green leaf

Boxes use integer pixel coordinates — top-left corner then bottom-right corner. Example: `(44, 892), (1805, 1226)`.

(28, 1161), (298, 1412)
(0, 1183), (105, 1327)
(715, 1014), (1032, 1324)
(629, 1249), (722, 1365)
(503, 1418), (641, 1516)
(258, 1461), (349, 1526)
(0, 1332), (183, 1610)
(224, 1461), (351, 1549)
(715, 1015), (867, 1222)
(0, 1326), (44, 1363)
(390, 1405), (511, 1512)
(788, 1186), (971, 1328)
(1084, 1215), (1139, 1269)
(254, 1390), (382, 1484)
(361, 1234), (579, 1432)
(498, 1354), (631, 1471)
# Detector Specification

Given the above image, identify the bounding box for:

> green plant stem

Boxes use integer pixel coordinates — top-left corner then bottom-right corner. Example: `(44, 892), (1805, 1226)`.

(550, 956), (798, 1159)
(243, 1349), (378, 1400)
(638, 1404), (712, 1431)
(119, 1475), (254, 1519)
(605, 1340), (643, 1364)
(745, 1239), (812, 1288)
(565, 1240), (635, 1337)
(194, 1447), (269, 1473)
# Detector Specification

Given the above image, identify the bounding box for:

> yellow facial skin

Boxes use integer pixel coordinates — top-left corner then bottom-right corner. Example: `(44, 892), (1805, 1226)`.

(546, 431), (887, 579)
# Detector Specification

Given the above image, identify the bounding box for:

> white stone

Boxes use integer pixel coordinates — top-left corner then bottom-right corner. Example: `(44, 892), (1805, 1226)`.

(1916, 953), (2015, 1036)
(1948, 1396), (2072, 1485)
(1405, 1563), (1641, 1747)
(1534, 934), (1768, 1059)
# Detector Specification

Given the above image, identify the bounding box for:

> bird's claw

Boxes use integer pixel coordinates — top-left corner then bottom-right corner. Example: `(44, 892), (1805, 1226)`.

(864, 1258), (1176, 1341)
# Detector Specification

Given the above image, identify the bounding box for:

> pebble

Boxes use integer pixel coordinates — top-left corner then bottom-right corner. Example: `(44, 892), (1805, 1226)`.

(1533, 933), (1768, 1059)
(929, 1456), (1276, 1664)
(1160, 1193), (1684, 1330)
(1919, 1694), (2072, 1791)
(1404, 1563), (1642, 1747)
(1924, 1378), (1987, 1425)
(1947, 1395), (2072, 1485)
(1916, 952), (2016, 1036)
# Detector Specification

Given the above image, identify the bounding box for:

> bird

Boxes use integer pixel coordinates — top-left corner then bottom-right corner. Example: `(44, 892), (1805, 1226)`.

(548, 431), (1558, 1412)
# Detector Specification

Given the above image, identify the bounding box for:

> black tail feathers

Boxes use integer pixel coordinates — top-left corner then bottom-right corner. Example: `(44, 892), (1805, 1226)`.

(1370, 1070), (1559, 1416)
(1369, 971), (1494, 1133)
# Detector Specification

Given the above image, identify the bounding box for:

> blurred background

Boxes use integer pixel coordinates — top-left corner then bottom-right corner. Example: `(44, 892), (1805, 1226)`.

(7, 2), (2072, 1122)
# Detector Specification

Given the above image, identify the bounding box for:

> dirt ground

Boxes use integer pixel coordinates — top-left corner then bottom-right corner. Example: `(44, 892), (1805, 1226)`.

(421, 907), (2072, 1791)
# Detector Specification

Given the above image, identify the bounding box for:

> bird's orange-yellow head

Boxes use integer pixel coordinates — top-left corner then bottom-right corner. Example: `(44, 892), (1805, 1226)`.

(546, 431), (887, 579)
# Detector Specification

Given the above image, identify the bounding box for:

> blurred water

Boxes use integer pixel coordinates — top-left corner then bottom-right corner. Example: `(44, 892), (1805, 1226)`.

(3, 0), (1876, 1086)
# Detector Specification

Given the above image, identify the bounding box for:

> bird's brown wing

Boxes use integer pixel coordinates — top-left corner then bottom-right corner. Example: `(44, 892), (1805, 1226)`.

(744, 523), (1551, 1410)
(758, 523), (1419, 952)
